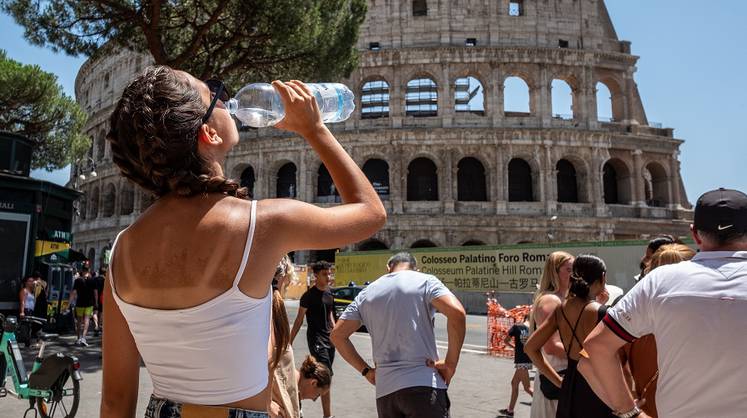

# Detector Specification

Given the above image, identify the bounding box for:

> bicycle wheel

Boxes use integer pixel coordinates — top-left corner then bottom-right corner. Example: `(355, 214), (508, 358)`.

(36, 376), (80, 418)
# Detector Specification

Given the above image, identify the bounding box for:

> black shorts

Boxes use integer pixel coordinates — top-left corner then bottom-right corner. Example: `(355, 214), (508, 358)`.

(307, 335), (335, 373)
(376, 387), (450, 418)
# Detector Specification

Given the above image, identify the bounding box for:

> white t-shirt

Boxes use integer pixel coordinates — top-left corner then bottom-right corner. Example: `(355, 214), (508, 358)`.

(605, 251), (747, 418)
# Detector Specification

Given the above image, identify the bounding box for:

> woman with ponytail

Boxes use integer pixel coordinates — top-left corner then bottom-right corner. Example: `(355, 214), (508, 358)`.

(270, 256), (300, 418)
(101, 67), (386, 418)
(525, 254), (616, 418)
(528, 251), (574, 418)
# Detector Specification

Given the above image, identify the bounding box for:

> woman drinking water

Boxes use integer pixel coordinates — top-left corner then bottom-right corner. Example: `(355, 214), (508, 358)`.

(100, 66), (386, 418)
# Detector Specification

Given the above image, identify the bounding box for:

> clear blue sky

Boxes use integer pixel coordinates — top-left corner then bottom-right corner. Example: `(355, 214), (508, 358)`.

(2, 0), (746, 202)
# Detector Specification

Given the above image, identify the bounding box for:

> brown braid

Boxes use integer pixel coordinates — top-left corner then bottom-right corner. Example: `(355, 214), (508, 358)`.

(107, 65), (248, 199)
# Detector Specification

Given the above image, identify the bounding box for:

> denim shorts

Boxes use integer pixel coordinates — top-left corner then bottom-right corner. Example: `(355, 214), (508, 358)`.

(145, 395), (269, 418)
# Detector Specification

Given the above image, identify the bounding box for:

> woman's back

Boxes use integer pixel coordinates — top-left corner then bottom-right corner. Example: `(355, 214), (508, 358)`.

(556, 299), (605, 361)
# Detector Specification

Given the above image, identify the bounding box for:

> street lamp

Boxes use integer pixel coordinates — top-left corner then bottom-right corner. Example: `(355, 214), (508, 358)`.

(72, 156), (97, 188)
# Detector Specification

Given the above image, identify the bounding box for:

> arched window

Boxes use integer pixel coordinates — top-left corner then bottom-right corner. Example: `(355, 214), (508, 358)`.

(240, 166), (255, 198)
(78, 196), (87, 220)
(120, 181), (135, 215)
(462, 240), (485, 246)
(89, 186), (100, 219)
(457, 157), (487, 201)
(406, 77), (438, 117)
(317, 164), (340, 203)
(407, 158), (438, 201)
(644, 163), (669, 207)
(596, 81), (614, 122)
(454, 76), (485, 116)
(603, 159), (632, 205)
(361, 79), (390, 119)
(504, 76), (530, 115)
(87, 248), (96, 265)
(277, 163), (297, 198)
(96, 130), (106, 160)
(556, 159), (579, 203)
(551, 79), (574, 120)
(103, 183), (117, 217)
(603, 163), (619, 204)
(411, 239), (437, 248)
(508, 158), (534, 202)
(363, 159), (390, 200)
(358, 239), (389, 251)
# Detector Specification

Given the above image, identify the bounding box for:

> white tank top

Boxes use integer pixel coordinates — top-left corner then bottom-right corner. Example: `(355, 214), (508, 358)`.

(109, 201), (272, 405)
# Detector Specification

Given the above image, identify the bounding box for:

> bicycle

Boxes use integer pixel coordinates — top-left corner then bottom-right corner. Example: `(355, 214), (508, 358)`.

(1, 313), (82, 417)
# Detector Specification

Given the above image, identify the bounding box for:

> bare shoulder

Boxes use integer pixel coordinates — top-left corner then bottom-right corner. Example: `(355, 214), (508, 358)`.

(537, 293), (562, 310)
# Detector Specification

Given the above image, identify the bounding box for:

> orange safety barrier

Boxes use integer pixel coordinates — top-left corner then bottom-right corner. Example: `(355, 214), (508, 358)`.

(486, 293), (532, 358)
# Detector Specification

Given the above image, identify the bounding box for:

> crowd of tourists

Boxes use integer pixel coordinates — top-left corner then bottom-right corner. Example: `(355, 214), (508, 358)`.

(93, 64), (746, 418)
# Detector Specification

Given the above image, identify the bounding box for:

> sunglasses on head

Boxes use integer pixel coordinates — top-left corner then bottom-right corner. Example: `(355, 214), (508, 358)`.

(202, 79), (232, 123)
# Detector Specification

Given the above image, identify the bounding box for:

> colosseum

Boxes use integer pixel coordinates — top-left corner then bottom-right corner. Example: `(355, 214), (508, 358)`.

(72, 0), (692, 269)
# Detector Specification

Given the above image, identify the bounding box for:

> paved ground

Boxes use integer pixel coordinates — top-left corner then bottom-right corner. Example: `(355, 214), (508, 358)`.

(3, 302), (533, 418)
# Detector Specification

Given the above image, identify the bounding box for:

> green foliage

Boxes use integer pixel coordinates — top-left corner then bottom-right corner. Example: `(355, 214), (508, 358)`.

(0, 50), (89, 170)
(1, 0), (368, 87)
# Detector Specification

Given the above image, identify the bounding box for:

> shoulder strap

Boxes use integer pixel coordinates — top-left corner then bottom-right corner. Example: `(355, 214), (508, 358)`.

(107, 228), (128, 298)
(232, 200), (257, 288)
(559, 301), (591, 356)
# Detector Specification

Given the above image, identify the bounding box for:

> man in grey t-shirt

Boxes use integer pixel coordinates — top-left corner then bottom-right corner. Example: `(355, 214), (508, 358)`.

(331, 252), (466, 418)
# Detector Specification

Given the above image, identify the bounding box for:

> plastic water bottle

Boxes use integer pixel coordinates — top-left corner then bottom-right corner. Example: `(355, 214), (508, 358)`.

(226, 83), (356, 128)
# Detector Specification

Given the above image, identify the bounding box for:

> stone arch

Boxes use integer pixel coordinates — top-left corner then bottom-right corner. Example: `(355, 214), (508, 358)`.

(556, 156), (590, 203)
(89, 186), (100, 219)
(276, 162), (297, 198)
(120, 181), (135, 215)
(596, 77), (625, 122)
(87, 248), (96, 265)
(78, 195), (87, 220)
(103, 183), (117, 217)
(407, 157), (439, 201)
(360, 77), (390, 119)
(362, 158), (390, 200)
(457, 157), (488, 201)
(603, 158), (632, 204)
(551, 79), (575, 120)
(508, 158), (535, 202)
(240, 165), (256, 198)
(454, 75), (485, 116)
(410, 239), (438, 248)
(358, 239), (389, 251)
(96, 129), (106, 160)
(405, 74), (438, 117)
(503, 75), (531, 115)
(556, 159), (579, 203)
(643, 161), (670, 207)
(317, 163), (341, 203)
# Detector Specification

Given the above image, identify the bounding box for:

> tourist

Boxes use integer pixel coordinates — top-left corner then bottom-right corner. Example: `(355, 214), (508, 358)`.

(620, 243), (695, 418)
(525, 254), (615, 418)
(31, 270), (49, 320)
(296, 355), (332, 404)
(69, 265), (98, 347)
(330, 252), (466, 418)
(498, 314), (534, 417)
(100, 67), (386, 418)
(19, 275), (36, 317)
(584, 188), (747, 418)
(93, 266), (106, 336)
(635, 235), (676, 282)
(529, 251), (574, 418)
(271, 256), (299, 418)
(290, 260), (336, 418)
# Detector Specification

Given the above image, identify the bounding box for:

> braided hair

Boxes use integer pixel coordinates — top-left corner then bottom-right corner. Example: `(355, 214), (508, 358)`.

(107, 66), (248, 199)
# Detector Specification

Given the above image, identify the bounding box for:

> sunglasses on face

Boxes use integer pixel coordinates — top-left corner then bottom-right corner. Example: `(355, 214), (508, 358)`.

(202, 79), (232, 123)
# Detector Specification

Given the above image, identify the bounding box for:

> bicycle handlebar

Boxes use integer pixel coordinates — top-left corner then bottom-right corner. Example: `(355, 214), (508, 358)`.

(19, 315), (48, 325)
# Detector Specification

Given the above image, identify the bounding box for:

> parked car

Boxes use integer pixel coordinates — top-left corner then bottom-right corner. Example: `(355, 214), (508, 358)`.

(331, 285), (367, 332)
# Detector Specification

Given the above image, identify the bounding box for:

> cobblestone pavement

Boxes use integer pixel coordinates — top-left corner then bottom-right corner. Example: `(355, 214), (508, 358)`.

(2, 303), (532, 418)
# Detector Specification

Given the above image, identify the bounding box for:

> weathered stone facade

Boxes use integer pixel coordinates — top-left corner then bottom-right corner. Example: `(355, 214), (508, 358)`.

(72, 0), (691, 268)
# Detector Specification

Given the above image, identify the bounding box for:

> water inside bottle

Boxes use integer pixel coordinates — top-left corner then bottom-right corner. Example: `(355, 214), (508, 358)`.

(235, 108), (284, 127)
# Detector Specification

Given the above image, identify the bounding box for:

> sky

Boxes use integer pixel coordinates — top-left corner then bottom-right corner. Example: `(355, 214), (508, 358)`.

(2, 0), (746, 202)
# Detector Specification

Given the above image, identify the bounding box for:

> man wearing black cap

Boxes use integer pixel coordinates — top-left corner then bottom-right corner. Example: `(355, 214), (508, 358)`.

(583, 188), (747, 418)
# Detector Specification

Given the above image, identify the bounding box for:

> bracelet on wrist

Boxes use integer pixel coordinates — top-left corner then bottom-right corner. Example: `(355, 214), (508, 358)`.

(614, 405), (641, 418)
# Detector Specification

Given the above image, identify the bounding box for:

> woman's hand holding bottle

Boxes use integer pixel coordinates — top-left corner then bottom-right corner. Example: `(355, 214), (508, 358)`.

(272, 80), (325, 138)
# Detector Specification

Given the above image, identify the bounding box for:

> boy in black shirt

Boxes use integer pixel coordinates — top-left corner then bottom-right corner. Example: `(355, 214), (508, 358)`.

(69, 266), (98, 347)
(291, 260), (336, 418)
(499, 315), (534, 417)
